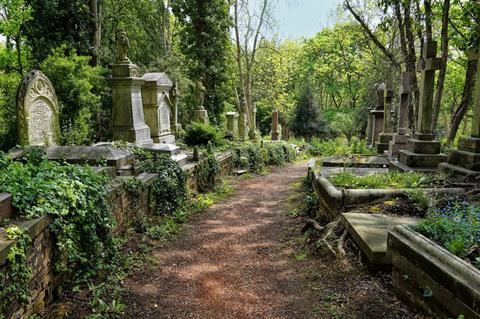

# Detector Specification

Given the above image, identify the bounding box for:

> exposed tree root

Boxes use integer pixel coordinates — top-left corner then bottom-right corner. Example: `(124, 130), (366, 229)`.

(303, 216), (349, 258)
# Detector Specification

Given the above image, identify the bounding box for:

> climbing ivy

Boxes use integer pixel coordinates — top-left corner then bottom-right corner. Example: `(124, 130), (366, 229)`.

(197, 142), (220, 192)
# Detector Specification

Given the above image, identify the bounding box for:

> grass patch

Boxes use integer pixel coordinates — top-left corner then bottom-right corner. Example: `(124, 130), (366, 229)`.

(330, 171), (430, 189)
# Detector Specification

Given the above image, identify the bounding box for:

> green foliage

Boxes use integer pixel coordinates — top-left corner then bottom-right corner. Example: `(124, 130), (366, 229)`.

(0, 71), (22, 150)
(406, 190), (432, 213)
(291, 84), (330, 140)
(416, 201), (480, 262)
(41, 47), (110, 145)
(0, 226), (32, 313)
(0, 153), (116, 277)
(330, 172), (429, 189)
(308, 137), (375, 157)
(231, 141), (296, 173)
(171, 0), (232, 123)
(197, 142), (220, 192)
(184, 122), (224, 147)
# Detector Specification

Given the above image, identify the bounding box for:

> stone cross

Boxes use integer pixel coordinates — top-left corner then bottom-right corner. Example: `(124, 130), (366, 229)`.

(17, 70), (61, 146)
(383, 83), (394, 134)
(397, 71), (411, 136)
(416, 40), (442, 137)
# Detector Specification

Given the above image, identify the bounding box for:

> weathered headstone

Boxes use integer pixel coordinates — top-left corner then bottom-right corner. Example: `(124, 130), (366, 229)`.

(440, 48), (480, 175)
(377, 83), (395, 153)
(17, 70), (60, 146)
(141, 72), (175, 144)
(271, 109), (281, 141)
(109, 31), (152, 145)
(388, 71), (411, 158)
(370, 83), (386, 147)
(394, 40), (447, 172)
(170, 83), (182, 133)
(226, 112), (239, 139)
(192, 78), (209, 124)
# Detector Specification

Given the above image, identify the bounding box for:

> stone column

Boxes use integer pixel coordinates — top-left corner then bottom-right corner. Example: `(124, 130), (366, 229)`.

(388, 71), (410, 158)
(109, 63), (152, 145)
(377, 83), (395, 153)
(250, 103), (257, 139)
(366, 113), (374, 146)
(440, 48), (480, 175)
(395, 40), (447, 172)
(271, 109), (280, 141)
(226, 112), (239, 139)
(371, 83), (385, 147)
(170, 83), (182, 133)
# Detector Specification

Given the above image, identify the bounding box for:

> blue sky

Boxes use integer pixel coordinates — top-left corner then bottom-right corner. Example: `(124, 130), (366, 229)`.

(274, 0), (342, 39)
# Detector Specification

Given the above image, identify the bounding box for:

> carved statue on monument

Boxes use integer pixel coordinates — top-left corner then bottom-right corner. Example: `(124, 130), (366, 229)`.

(193, 78), (206, 110)
(117, 30), (131, 64)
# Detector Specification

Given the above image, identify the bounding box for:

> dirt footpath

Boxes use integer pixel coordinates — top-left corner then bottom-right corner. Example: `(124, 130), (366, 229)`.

(122, 162), (424, 319)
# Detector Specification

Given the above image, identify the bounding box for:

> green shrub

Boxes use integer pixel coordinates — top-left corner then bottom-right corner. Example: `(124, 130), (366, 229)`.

(0, 71), (21, 151)
(330, 172), (429, 189)
(184, 122), (223, 146)
(197, 142), (220, 192)
(416, 201), (480, 262)
(308, 137), (375, 157)
(231, 141), (296, 172)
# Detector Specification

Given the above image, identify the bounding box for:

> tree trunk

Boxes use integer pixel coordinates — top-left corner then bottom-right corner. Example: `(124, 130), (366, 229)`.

(432, 0), (450, 132)
(404, 1), (420, 129)
(448, 57), (478, 144)
(89, 0), (100, 66)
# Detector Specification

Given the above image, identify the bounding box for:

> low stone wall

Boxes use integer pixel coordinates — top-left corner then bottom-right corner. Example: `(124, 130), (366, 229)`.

(388, 226), (480, 318)
(0, 152), (233, 318)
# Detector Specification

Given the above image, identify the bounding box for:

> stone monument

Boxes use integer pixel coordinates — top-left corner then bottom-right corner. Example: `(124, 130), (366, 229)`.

(440, 48), (480, 175)
(368, 84), (386, 147)
(388, 71), (411, 158)
(376, 83), (395, 153)
(170, 83), (182, 133)
(249, 102), (257, 139)
(109, 30), (152, 144)
(393, 40), (447, 172)
(192, 78), (209, 124)
(271, 109), (281, 141)
(226, 112), (239, 139)
(238, 94), (248, 141)
(141, 72), (176, 144)
(17, 70), (60, 146)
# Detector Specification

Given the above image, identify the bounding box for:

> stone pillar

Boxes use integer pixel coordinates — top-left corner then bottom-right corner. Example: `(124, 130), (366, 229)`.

(366, 113), (374, 146)
(394, 40), (447, 172)
(141, 72), (175, 144)
(170, 83), (182, 133)
(377, 83), (395, 153)
(371, 83), (385, 148)
(271, 109), (280, 141)
(249, 103), (257, 139)
(440, 48), (480, 175)
(109, 63), (152, 145)
(226, 112), (239, 139)
(388, 71), (411, 158)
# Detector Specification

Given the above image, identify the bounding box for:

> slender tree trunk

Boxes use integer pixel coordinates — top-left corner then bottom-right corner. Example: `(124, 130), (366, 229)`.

(89, 0), (100, 66)
(448, 57), (477, 144)
(15, 35), (23, 76)
(432, 0), (450, 132)
(404, 1), (420, 129)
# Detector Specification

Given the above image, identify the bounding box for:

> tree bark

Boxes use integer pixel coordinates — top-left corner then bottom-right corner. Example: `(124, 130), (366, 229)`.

(89, 0), (100, 66)
(448, 57), (477, 144)
(432, 0), (450, 132)
(404, 1), (420, 129)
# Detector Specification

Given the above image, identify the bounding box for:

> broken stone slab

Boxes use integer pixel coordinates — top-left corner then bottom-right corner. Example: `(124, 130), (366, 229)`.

(141, 143), (181, 156)
(388, 225), (480, 318)
(321, 155), (389, 168)
(0, 193), (14, 220)
(341, 213), (420, 265)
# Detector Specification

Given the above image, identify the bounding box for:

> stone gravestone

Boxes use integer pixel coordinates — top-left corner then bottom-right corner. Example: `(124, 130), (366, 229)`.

(170, 83), (182, 133)
(394, 40), (447, 172)
(271, 109), (281, 141)
(109, 30), (152, 145)
(226, 112), (239, 139)
(141, 72), (175, 144)
(376, 83), (395, 153)
(440, 48), (480, 175)
(192, 78), (209, 124)
(17, 70), (60, 146)
(388, 71), (411, 158)
(369, 84), (386, 147)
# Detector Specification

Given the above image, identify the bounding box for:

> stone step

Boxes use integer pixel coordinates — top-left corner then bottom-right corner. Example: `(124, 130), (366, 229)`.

(172, 153), (188, 166)
(398, 150), (447, 169)
(439, 162), (480, 177)
(389, 159), (439, 173)
(341, 213), (420, 265)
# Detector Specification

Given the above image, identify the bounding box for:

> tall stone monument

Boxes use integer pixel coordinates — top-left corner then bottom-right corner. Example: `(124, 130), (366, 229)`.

(141, 72), (176, 144)
(17, 70), (60, 146)
(192, 78), (209, 124)
(271, 109), (281, 141)
(388, 71), (411, 158)
(170, 83), (182, 133)
(109, 30), (152, 144)
(368, 84), (386, 147)
(440, 48), (480, 175)
(226, 112), (239, 139)
(376, 83), (395, 153)
(393, 40), (447, 171)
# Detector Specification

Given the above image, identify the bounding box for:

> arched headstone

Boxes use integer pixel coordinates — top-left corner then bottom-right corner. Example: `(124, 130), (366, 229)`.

(17, 70), (60, 146)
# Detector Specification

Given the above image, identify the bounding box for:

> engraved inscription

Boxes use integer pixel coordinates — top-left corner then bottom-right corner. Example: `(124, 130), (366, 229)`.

(159, 102), (171, 134)
(29, 99), (54, 145)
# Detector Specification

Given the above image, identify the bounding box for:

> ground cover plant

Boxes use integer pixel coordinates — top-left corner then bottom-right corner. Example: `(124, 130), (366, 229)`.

(330, 171), (430, 189)
(231, 141), (297, 173)
(415, 200), (480, 268)
(308, 137), (376, 157)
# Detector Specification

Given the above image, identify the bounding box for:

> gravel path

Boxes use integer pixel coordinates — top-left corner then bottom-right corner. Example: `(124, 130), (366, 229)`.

(122, 162), (314, 318)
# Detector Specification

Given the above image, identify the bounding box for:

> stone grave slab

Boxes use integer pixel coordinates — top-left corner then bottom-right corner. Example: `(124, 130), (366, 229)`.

(341, 213), (420, 265)
(321, 155), (389, 168)
(0, 193), (13, 220)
